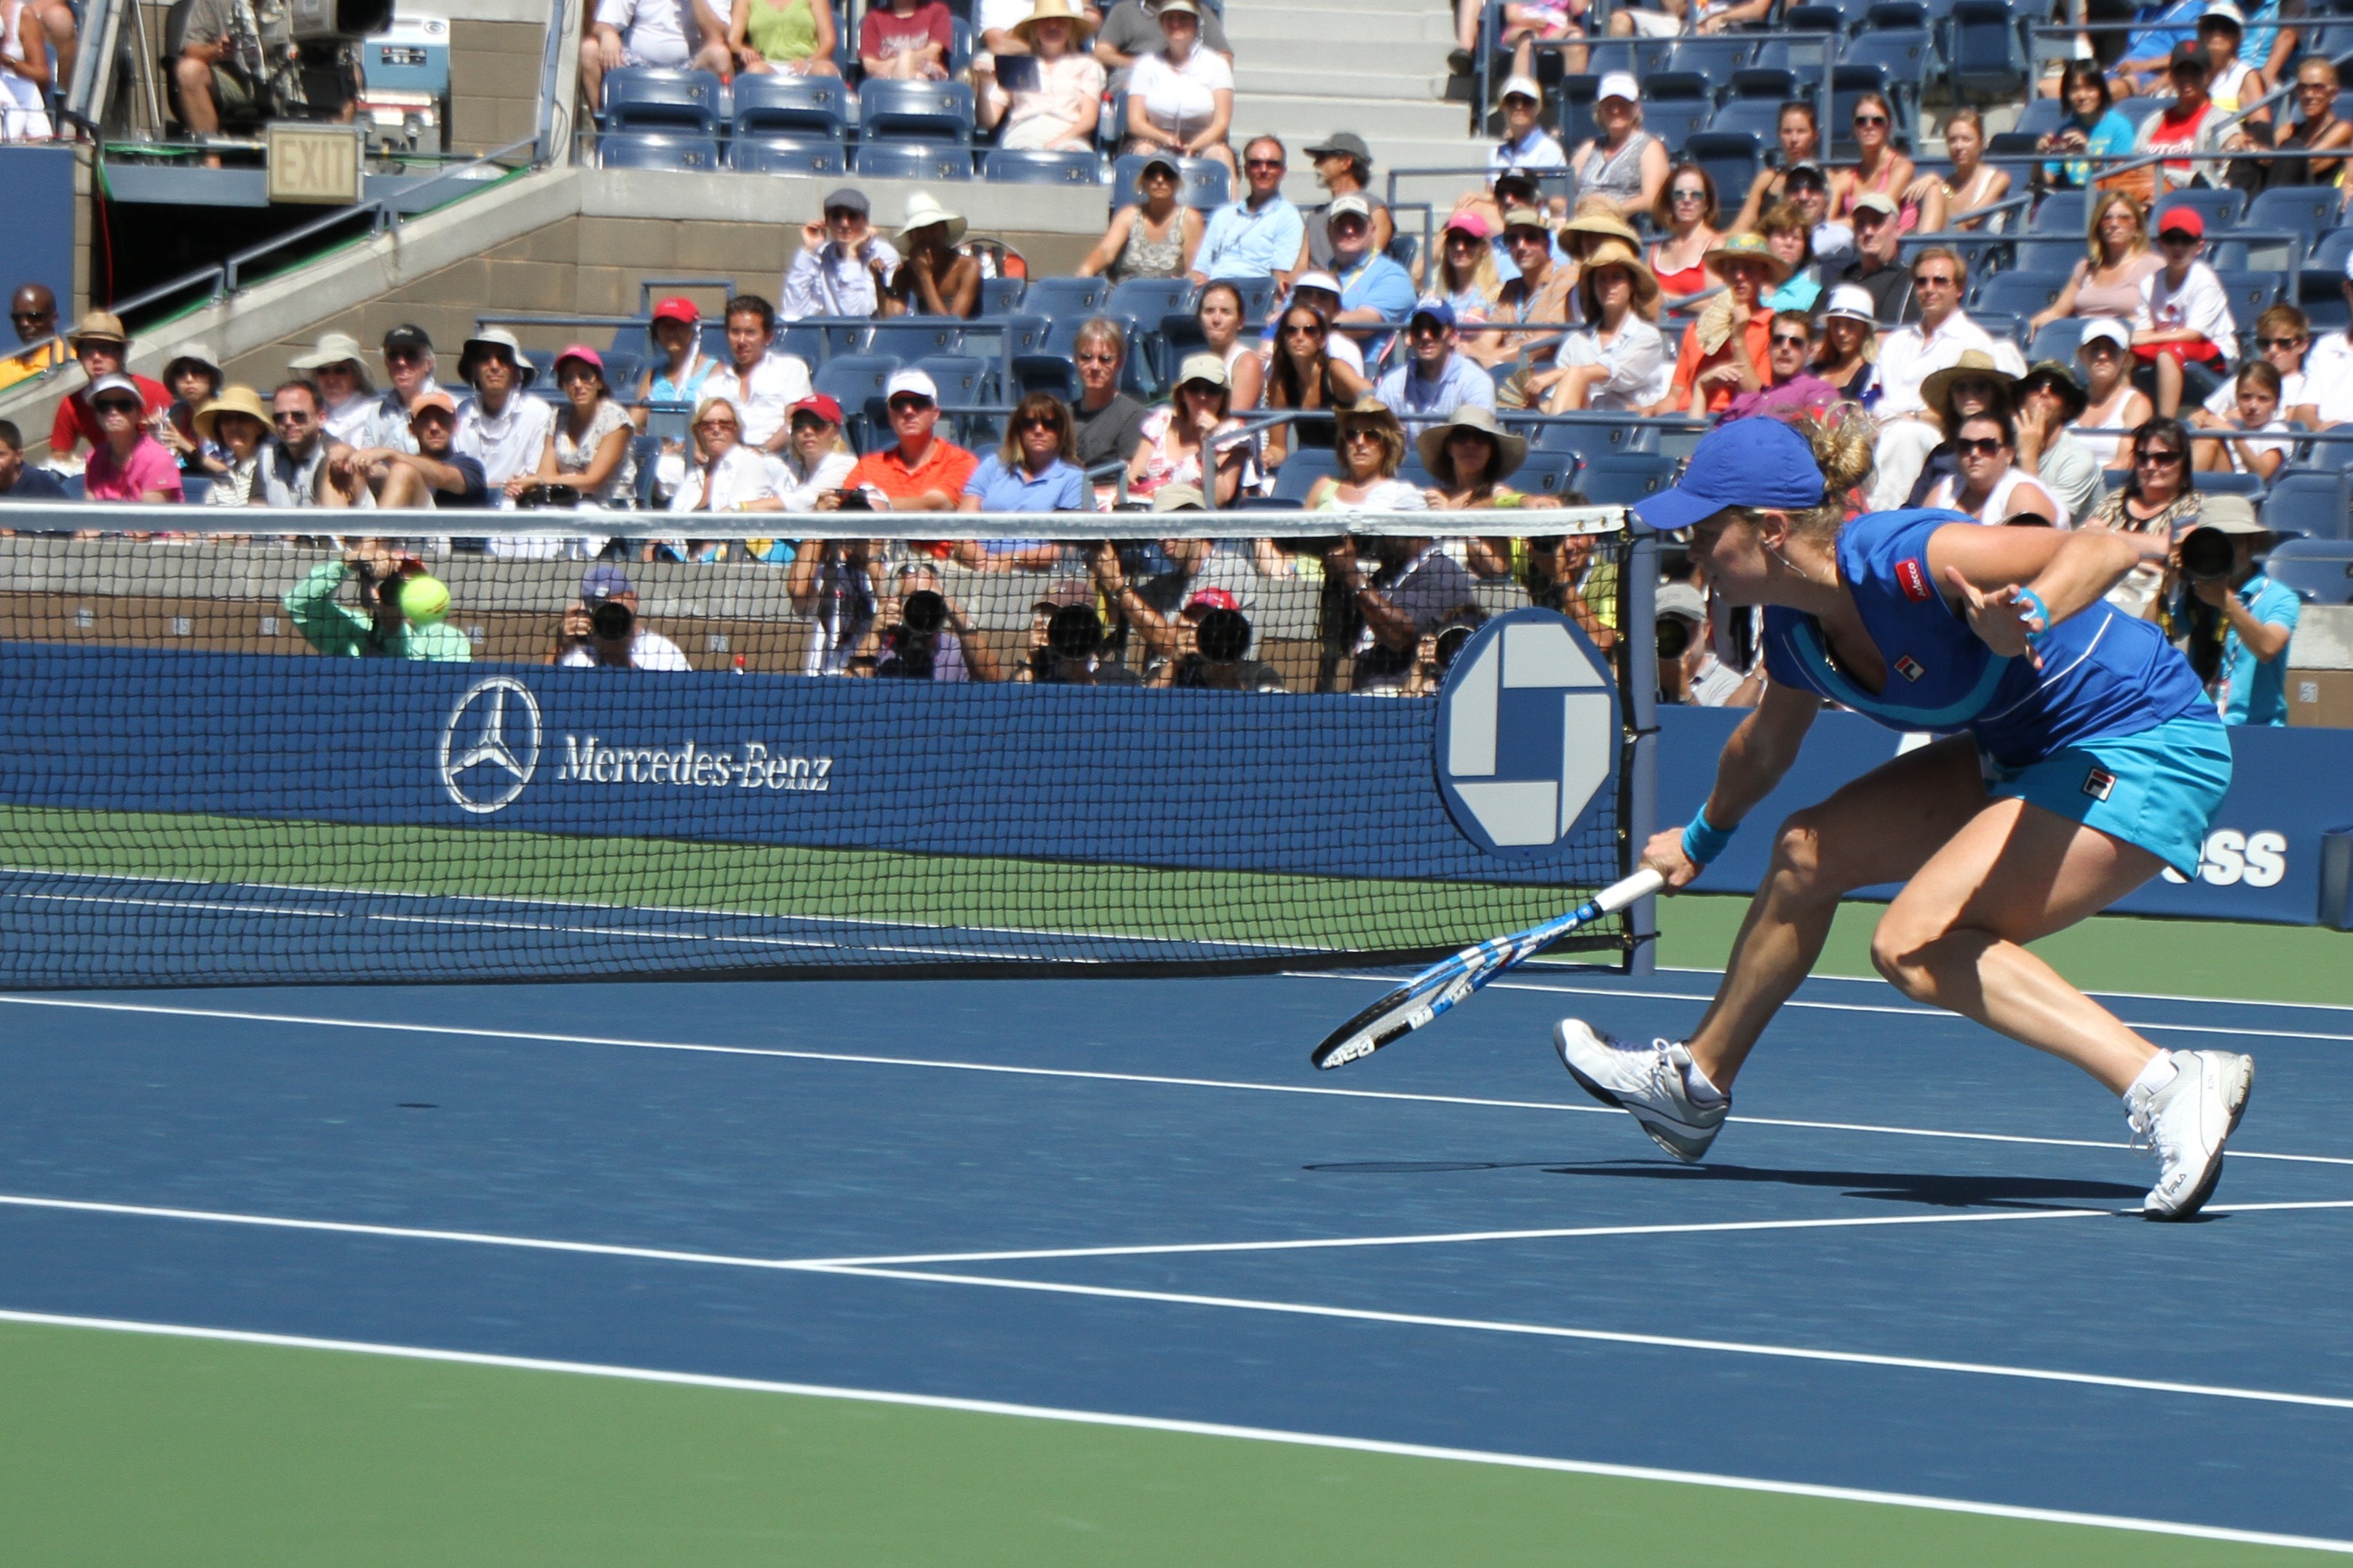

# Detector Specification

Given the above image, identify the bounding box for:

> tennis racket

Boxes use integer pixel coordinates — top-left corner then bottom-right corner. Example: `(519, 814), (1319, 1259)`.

(1311, 867), (1665, 1070)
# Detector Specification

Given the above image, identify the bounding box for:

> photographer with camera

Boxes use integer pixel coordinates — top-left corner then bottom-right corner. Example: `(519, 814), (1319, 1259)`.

(1655, 581), (1755, 707)
(551, 565), (693, 671)
(284, 539), (469, 661)
(1028, 602), (1142, 685)
(1147, 591), (1285, 691)
(849, 561), (1003, 682)
(2161, 498), (2299, 727)
(786, 534), (879, 674)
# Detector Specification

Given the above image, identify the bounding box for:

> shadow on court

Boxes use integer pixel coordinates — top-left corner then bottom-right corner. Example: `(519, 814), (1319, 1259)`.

(1543, 1160), (2151, 1209)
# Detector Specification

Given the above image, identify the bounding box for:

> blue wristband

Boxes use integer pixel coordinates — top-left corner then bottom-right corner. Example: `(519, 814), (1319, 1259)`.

(2015, 586), (2053, 650)
(1681, 808), (1736, 868)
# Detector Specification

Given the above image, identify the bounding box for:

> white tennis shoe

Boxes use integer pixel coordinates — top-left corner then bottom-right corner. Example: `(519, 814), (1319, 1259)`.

(1553, 1018), (1728, 1162)
(2128, 1048), (2255, 1221)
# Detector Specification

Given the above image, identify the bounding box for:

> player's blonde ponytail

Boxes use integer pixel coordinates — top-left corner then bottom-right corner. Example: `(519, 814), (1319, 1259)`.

(1782, 402), (1877, 545)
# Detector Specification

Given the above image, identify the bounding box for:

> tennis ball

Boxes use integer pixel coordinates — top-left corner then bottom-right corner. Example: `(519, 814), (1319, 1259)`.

(398, 573), (451, 626)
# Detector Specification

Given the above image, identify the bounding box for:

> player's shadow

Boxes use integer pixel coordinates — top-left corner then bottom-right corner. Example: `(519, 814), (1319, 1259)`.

(1542, 1160), (2148, 1210)
(1306, 1161), (1563, 1175)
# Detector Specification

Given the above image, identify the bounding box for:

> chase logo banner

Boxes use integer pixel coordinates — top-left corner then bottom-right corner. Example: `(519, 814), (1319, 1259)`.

(1433, 608), (1619, 859)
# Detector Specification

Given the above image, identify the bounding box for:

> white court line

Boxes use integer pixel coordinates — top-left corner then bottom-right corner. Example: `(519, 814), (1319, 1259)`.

(1651, 966), (2353, 1016)
(1298, 971), (2353, 1046)
(4, 1309), (2342, 1556)
(6, 993), (2352, 1169)
(8, 1193), (2353, 1416)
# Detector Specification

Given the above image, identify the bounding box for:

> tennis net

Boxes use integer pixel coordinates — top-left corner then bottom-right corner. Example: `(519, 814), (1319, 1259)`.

(0, 507), (1656, 988)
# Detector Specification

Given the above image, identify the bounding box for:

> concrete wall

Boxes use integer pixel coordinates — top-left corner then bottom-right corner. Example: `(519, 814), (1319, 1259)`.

(447, 19), (552, 157)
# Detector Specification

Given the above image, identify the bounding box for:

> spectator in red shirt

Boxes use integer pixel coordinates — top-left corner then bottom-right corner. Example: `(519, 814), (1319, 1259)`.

(860, 0), (951, 79)
(839, 369), (978, 511)
(49, 311), (170, 461)
(1654, 232), (1783, 417)
(81, 375), (183, 504)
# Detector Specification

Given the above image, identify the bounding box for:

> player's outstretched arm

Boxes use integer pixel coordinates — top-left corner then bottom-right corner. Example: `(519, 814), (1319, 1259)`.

(1643, 680), (1818, 889)
(1928, 523), (2143, 666)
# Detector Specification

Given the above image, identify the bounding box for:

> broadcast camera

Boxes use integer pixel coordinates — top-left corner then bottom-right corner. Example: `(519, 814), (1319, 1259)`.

(178, 0), (393, 126)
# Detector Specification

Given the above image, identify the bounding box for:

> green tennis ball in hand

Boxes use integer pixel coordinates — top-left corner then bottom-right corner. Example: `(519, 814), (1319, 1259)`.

(398, 574), (451, 626)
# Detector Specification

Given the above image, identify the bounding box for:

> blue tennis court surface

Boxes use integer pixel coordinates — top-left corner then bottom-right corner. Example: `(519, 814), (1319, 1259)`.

(2, 966), (2349, 1548)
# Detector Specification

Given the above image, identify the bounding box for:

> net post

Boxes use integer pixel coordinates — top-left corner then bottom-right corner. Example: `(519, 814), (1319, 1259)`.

(1620, 520), (1659, 976)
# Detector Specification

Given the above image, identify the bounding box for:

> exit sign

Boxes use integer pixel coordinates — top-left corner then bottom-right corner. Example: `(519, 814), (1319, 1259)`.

(266, 123), (364, 205)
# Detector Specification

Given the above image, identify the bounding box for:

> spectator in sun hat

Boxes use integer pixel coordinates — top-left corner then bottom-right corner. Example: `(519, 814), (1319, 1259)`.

(1121, 0), (1235, 174)
(2131, 205), (2236, 418)
(507, 345), (637, 506)
(2157, 494), (2297, 724)
(772, 393), (857, 511)
(190, 387), (270, 506)
(1375, 297), (1497, 434)
(841, 367), (978, 512)
(1077, 153), (1203, 284)
(1809, 283), (1881, 405)
(782, 186), (901, 322)
(81, 373), (183, 504)
(1417, 402), (1559, 516)
(1529, 239), (1667, 413)
(1190, 135), (1303, 287)
(883, 191), (981, 319)
(635, 295), (718, 415)
(289, 332), (377, 447)
(453, 327), (558, 511)
(975, 0), (1104, 151)
(1295, 132), (1393, 273)
(1655, 231), (1785, 418)
(1490, 73), (1566, 179)
(2012, 358), (2107, 522)
(1567, 73), (1669, 223)
(700, 292), (814, 453)
(338, 389), (492, 511)
(49, 311), (170, 461)
(555, 562), (694, 671)
(362, 324), (451, 455)
(153, 340), (224, 475)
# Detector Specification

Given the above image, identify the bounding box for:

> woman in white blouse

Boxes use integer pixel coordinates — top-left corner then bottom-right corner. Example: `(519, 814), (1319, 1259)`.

(1531, 240), (1668, 413)
(670, 397), (785, 514)
(1122, 0), (1234, 175)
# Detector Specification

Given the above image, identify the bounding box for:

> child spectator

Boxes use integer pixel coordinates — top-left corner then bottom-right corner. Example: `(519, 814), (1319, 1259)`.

(0, 417), (67, 500)
(193, 387), (270, 507)
(2190, 360), (2293, 479)
(2132, 207), (2235, 418)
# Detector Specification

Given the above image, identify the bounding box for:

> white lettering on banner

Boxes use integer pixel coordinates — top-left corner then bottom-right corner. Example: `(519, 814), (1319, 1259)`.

(556, 735), (833, 792)
(2160, 829), (2287, 888)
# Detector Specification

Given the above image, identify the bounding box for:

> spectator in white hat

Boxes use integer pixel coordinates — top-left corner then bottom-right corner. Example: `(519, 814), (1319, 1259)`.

(1811, 284), (1881, 403)
(290, 332), (378, 448)
(840, 368), (979, 511)
(883, 192), (981, 318)
(1122, 0), (1234, 175)
(2072, 319), (2155, 470)
(1568, 73), (1668, 221)
(453, 329), (558, 526)
(1489, 74), (1566, 177)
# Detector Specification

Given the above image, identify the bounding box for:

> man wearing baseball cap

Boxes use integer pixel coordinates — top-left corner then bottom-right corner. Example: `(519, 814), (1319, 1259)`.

(1374, 297), (1498, 434)
(338, 389), (490, 510)
(1490, 74), (1566, 177)
(1328, 194), (1417, 360)
(360, 325), (448, 456)
(556, 564), (693, 672)
(840, 369), (978, 511)
(1190, 135), (1304, 287)
(782, 187), (902, 322)
(1297, 132), (1392, 272)
(2132, 206), (2236, 417)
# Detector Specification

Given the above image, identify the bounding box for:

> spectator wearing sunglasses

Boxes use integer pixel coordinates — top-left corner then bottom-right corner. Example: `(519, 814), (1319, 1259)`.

(1374, 298), (1497, 436)
(2131, 207), (2236, 418)
(2217, 304), (2309, 421)
(1866, 244), (2026, 508)
(79, 375), (183, 504)
(0, 282), (64, 394)
(772, 394), (858, 511)
(1076, 154), (1203, 284)
(261, 381), (367, 509)
(360, 325), (449, 456)
(841, 369), (978, 512)
(957, 391), (1090, 568)
(1263, 301), (1371, 471)
(1921, 410), (2066, 526)
(2090, 417), (2202, 618)
(782, 187), (901, 322)
(1829, 93), (1918, 231)
(2290, 258), (2353, 428)
(48, 311), (170, 462)
(2256, 57), (2350, 187)
(1190, 136), (1303, 287)
(1068, 319), (1153, 475)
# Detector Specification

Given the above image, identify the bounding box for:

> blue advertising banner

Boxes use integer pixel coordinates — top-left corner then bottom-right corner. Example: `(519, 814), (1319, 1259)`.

(1658, 708), (2353, 926)
(0, 645), (1624, 889)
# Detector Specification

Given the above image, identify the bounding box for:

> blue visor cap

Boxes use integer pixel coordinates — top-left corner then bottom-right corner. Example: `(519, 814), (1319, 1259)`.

(1632, 415), (1828, 533)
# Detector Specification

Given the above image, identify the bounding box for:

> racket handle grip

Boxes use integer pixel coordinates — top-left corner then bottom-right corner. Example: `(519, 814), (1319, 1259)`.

(1591, 867), (1667, 917)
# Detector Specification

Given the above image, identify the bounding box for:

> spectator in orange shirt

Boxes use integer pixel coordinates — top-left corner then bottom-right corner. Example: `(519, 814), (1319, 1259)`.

(838, 368), (978, 512)
(1651, 231), (1783, 418)
(49, 311), (171, 461)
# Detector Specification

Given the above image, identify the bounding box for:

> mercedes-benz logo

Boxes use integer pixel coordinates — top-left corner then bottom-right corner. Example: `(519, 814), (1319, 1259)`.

(439, 677), (541, 814)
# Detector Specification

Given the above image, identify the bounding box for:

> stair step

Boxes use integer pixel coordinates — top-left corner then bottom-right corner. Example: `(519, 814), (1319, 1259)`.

(1237, 95), (1472, 139)
(1237, 66), (1451, 100)
(1223, 10), (1458, 44)
(1226, 36), (1455, 75)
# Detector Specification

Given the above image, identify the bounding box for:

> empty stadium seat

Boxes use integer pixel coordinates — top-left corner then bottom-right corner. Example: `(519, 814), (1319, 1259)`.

(731, 72), (849, 138)
(2245, 188), (2340, 252)
(2214, 269), (2287, 335)
(979, 276), (1027, 314)
(601, 67), (723, 134)
(1106, 276), (1195, 325)
(2194, 470), (2268, 498)
(1555, 76), (1603, 152)
(2010, 235), (2085, 274)
(729, 136), (847, 175)
(600, 133), (722, 172)
(2312, 228), (2353, 274)
(1707, 96), (1794, 144)
(865, 320), (964, 359)
(1574, 453), (1677, 504)
(1020, 276), (1110, 319)
(1972, 271), (2065, 318)
(1666, 36), (1757, 79)
(812, 353), (899, 442)
(2296, 268), (2350, 333)
(2029, 189), (2087, 234)
(2262, 469), (2351, 541)
(1271, 448), (1343, 502)
(983, 149), (1103, 186)
(859, 80), (976, 143)
(2268, 538), (2353, 600)
(1948, 0), (2027, 98)
(2024, 317), (2084, 366)
(1724, 65), (1802, 102)
(1838, 29), (1931, 116)
(1525, 418), (1658, 457)
(853, 142), (973, 180)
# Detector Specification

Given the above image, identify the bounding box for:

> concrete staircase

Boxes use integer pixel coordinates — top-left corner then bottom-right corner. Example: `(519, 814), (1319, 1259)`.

(1223, 0), (1490, 211)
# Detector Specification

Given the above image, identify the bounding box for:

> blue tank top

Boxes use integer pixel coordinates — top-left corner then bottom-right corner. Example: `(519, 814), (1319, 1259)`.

(1761, 509), (2213, 768)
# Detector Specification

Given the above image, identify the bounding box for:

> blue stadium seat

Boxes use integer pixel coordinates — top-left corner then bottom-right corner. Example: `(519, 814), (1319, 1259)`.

(2152, 187), (2246, 231)
(983, 148), (1103, 186)
(2313, 228), (2353, 274)
(2245, 188), (2340, 255)
(1863, 0), (1929, 26)
(1641, 70), (1713, 105)
(913, 351), (988, 399)
(859, 80), (976, 143)
(853, 142), (973, 180)
(180, 474), (213, 505)
(1106, 276), (1195, 325)
(1680, 133), (1763, 214)
(731, 72), (848, 138)
(1666, 36), (1758, 79)
(1971, 271), (2065, 317)
(2029, 188), (2087, 234)
(979, 276), (1027, 314)
(1648, 98), (1715, 156)
(602, 67), (723, 134)
(1574, 453), (1677, 504)
(2009, 96), (2068, 143)
(2268, 538), (2353, 598)
(2111, 95), (2173, 131)
(2262, 469), (2351, 541)
(729, 136), (848, 175)
(1157, 309), (1207, 369)
(1723, 65), (1801, 102)
(599, 133), (722, 172)
(1948, 0), (2027, 98)
(812, 353), (899, 443)
(1837, 29), (1930, 117)
(2296, 268), (2351, 333)
(1523, 417), (1657, 457)
(2024, 317), (2084, 367)
(1226, 277), (1276, 323)
(1555, 75), (1603, 153)
(1020, 276), (1110, 319)
(1271, 448), (1343, 502)
(1707, 96), (1793, 144)
(1513, 450), (1579, 497)
(2194, 470), (2268, 498)
(2213, 269), (2287, 335)
(1111, 154), (1228, 212)
(2010, 234), (2086, 274)
(1784, 4), (1844, 31)
(778, 323), (825, 365)
(864, 320), (964, 359)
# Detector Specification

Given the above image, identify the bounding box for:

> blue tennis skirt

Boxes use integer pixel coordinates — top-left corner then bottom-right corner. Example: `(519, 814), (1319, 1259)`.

(1980, 714), (2232, 879)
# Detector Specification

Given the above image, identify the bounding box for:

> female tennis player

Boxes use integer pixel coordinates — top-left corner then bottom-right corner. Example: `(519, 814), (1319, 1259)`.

(1555, 407), (2253, 1219)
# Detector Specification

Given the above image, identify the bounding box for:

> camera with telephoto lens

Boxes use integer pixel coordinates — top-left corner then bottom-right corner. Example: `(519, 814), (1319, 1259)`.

(2179, 527), (2237, 584)
(878, 589), (947, 678)
(591, 600), (635, 640)
(1655, 615), (1692, 661)
(1194, 607), (1251, 664)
